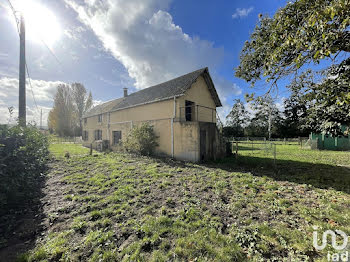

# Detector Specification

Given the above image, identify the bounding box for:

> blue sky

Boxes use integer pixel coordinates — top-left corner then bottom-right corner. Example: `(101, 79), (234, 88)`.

(0, 0), (291, 124)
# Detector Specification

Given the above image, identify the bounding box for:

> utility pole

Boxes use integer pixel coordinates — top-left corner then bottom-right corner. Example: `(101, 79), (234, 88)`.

(19, 14), (26, 127)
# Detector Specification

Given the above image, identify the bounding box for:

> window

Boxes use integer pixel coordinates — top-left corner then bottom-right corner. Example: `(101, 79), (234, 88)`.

(94, 130), (102, 140)
(84, 118), (87, 124)
(185, 100), (195, 121)
(113, 131), (122, 145)
(82, 131), (88, 141)
(98, 114), (102, 122)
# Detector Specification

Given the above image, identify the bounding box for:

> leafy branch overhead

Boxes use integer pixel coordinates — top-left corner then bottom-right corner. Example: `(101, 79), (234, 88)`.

(235, 0), (350, 86)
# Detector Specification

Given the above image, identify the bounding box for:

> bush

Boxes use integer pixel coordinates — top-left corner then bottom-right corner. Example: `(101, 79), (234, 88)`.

(0, 124), (49, 212)
(123, 123), (159, 156)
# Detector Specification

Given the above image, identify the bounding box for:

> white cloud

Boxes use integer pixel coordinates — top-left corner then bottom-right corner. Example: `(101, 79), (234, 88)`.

(64, 0), (244, 124)
(0, 77), (64, 125)
(214, 78), (242, 123)
(232, 7), (254, 19)
(64, 0), (224, 89)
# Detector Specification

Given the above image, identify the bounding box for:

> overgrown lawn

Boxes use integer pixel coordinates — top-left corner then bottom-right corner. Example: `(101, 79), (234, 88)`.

(19, 144), (350, 261)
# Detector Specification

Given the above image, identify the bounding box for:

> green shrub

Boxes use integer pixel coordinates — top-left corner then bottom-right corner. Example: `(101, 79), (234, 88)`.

(0, 124), (49, 212)
(123, 123), (159, 156)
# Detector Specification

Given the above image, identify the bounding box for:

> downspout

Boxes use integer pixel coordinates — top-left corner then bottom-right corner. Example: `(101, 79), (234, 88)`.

(107, 112), (111, 146)
(171, 96), (176, 158)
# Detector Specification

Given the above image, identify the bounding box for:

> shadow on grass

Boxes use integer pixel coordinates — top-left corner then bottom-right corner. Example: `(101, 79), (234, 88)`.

(210, 155), (350, 194)
(0, 174), (46, 261)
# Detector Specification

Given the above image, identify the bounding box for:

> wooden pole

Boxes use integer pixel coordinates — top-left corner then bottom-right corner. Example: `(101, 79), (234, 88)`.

(90, 143), (92, 155)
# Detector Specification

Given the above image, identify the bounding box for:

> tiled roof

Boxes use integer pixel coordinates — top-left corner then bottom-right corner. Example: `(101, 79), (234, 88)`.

(83, 67), (221, 118)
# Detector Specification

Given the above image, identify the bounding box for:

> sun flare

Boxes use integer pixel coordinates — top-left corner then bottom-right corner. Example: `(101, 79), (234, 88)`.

(12, 0), (62, 47)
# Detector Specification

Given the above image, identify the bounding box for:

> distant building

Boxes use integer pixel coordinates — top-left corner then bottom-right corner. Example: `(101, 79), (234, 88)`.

(310, 126), (350, 151)
(82, 68), (224, 162)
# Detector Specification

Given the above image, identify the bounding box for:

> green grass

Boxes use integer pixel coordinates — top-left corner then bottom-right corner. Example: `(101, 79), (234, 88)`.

(235, 142), (350, 166)
(49, 143), (94, 158)
(21, 143), (350, 261)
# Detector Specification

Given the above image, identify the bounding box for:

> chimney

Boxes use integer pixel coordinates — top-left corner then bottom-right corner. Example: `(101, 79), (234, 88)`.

(123, 88), (128, 97)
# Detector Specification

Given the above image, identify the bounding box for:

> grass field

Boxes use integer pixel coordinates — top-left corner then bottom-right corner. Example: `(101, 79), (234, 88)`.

(14, 144), (350, 261)
(49, 143), (93, 157)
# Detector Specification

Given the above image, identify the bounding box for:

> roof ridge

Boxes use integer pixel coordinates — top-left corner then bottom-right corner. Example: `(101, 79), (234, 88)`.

(126, 67), (207, 97)
(83, 67), (220, 118)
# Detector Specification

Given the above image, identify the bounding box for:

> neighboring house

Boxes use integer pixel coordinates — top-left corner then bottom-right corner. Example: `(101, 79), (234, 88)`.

(82, 67), (224, 162)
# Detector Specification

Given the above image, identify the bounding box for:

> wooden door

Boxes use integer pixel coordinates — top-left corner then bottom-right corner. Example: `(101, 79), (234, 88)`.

(200, 130), (206, 161)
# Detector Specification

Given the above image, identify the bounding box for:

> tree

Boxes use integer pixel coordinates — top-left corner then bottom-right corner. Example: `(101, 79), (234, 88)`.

(224, 99), (250, 138)
(48, 83), (92, 137)
(71, 83), (93, 135)
(235, 0), (350, 87)
(282, 71), (314, 137)
(246, 95), (282, 139)
(235, 0), (350, 135)
(301, 59), (350, 135)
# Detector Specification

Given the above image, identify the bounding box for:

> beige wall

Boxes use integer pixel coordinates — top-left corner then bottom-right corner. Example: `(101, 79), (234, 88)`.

(173, 122), (200, 162)
(82, 74), (219, 162)
(176, 76), (217, 122)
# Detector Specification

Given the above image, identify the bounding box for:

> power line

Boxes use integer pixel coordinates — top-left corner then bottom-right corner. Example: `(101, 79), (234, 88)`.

(25, 62), (39, 111)
(6, 0), (19, 33)
(39, 38), (63, 68)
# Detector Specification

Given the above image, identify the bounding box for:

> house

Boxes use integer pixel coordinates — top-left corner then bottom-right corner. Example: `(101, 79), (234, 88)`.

(82, 67), (224, 162)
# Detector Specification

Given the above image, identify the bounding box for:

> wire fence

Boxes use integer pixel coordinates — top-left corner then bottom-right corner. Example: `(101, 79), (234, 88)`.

(228, 139), (350, 168)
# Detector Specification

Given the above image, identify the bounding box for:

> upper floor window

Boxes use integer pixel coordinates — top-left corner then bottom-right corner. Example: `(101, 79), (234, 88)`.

(98, 114), (102, 122)
(185, 100), (195, 121)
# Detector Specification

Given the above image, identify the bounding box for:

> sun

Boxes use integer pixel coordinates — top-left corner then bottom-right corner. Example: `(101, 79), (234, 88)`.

(12, 0), (62, 47)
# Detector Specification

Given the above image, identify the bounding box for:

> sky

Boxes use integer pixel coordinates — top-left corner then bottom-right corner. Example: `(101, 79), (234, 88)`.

(0, 0), (290, 125)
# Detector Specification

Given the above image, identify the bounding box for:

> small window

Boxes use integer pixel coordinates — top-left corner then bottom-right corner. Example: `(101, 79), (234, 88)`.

(113, 131), (122, 145)
(84, 118), (87, 124)
(82, 131), (88, 141)
(185, 100), (195, 121)
(98, 114), (102, 122)
(94, 130), (102, 140)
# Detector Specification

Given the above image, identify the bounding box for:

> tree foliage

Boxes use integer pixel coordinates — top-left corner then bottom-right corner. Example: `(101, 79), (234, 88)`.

(48, 83), (92, 137)
(72, 83), (93, 133)
(224, 99), (250, 137)
(224, 96), (286, 138)
(235, 0), (350, 135)
(123, 123), (159, 156)
(286, 60), (350, 135)
(247, 95), (282, 138)
(236, 0), (350, 86)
